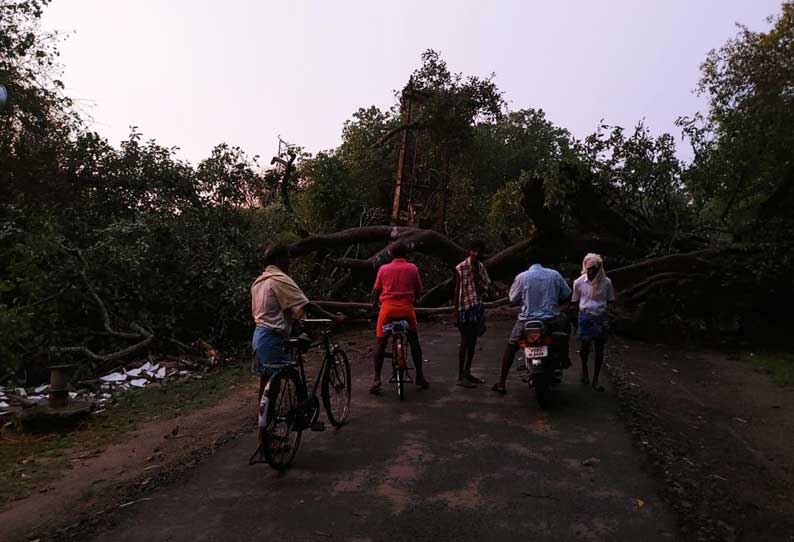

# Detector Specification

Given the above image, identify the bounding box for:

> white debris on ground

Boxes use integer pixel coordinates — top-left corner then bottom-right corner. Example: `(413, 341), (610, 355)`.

(94, 361), (171, 406)
(0, 349), (222, 420)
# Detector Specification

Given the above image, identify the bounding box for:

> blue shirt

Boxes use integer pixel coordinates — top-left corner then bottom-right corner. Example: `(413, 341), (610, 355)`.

(509, 264), (572, 321)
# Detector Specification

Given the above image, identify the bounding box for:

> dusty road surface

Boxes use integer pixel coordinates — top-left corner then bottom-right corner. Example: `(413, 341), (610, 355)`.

(83, 319), (675, 542)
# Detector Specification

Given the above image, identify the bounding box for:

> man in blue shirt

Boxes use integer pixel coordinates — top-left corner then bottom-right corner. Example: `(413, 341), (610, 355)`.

(492, 263), (572, 394)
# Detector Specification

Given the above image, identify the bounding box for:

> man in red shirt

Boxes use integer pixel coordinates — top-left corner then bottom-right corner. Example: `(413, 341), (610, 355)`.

(370, 242), (429, 394)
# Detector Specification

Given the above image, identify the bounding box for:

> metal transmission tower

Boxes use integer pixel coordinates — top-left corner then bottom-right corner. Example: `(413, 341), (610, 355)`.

(389, 79), (448, 231)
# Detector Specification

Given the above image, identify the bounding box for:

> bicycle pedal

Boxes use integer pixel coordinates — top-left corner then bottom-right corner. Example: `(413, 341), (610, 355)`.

(310, 422), (326, 432)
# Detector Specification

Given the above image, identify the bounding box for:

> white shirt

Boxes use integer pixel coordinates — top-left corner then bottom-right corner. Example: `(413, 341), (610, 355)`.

(251, 267), (309, 336)
(572, 275), (615, 317)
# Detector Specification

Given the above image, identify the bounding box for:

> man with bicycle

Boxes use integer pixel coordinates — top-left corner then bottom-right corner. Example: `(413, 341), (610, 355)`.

(251, 244), (343, 405)
(370, 241), (429, 394)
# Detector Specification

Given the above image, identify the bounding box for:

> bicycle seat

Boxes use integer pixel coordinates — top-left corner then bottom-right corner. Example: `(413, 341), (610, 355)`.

(285, 333), (312, 352)
(382, 320), (410, 335)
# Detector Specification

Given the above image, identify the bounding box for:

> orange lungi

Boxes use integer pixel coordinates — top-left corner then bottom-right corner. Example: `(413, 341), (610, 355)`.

(376, 298), (418, 338)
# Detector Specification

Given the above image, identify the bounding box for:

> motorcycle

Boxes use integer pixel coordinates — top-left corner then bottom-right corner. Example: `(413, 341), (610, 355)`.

(519, 320), (569, 407)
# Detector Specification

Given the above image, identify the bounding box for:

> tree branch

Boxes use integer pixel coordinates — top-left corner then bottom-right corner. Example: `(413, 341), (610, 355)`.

(7, 286), (67, 312)
(371, 119), (424, 148)
(313, 297), (510, 316)
(609, 249), (718, 290)
(49, 333), (154, 364)
(51, 245), (156, 365)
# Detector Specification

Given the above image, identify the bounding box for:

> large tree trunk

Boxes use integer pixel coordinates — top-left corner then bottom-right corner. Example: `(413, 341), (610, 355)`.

(291, 226), (469, 270)
(314, 297), (510, 317)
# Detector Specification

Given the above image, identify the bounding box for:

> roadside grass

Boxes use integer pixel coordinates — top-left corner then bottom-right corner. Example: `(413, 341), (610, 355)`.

(0, 362), (252, 508)
(745, 352), (794, 386)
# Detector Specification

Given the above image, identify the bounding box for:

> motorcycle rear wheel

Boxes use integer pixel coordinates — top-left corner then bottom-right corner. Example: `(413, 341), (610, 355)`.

(533, 373), (550, 409)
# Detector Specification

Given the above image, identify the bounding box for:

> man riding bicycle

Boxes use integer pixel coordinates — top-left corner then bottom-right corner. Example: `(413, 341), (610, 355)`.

(492, 261), (571, 394)
(370, 241), (430, 394)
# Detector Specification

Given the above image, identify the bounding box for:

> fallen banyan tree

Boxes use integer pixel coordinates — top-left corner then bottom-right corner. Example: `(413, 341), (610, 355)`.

(291, 173), (789, 345)
(45, 173), (791, 374)
(292, 225), (729, 340)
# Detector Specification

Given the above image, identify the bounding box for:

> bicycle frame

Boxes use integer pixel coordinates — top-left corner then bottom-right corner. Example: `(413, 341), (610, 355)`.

(250, 318), (349, 468)
(387, 330), (411, 373)
(292, 321), (338, 399)
(382, 321), (413, 400)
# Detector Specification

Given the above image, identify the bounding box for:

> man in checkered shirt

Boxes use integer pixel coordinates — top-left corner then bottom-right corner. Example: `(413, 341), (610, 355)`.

(453, 239), (493, 388)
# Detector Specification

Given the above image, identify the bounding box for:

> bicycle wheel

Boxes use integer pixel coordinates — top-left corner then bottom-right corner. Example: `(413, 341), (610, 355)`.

(263, 368), (303, 471)
(322, 348), (351, 427)
(395, 338), (406, 401)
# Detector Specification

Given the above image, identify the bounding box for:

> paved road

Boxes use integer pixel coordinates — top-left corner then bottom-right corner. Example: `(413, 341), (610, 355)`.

(93, 320), (676, 542)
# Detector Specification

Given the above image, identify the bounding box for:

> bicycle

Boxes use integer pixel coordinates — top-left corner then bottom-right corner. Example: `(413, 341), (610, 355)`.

(249, 318), (351, 470)
(382, 319), (413, 400)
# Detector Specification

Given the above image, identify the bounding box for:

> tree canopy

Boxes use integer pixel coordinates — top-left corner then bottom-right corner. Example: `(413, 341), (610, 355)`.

(1, 1), (792, 384)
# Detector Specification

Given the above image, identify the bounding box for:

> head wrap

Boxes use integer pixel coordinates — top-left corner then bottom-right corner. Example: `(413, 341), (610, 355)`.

(581, 253), (606, 288)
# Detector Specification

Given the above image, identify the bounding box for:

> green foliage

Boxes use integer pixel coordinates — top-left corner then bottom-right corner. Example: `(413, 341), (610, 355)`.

(473, 109), (574, 196)
(0, 1), (297, 383)
(579, 121), (689, 237)
(0, 3), (294, 382)
(679, 2), (794, 232)
(410, 49), (504, 147)
(486, 177), (533, 246)
(197, 144), (268, 209)
(297, 152), (361, 231)
(745, 353), (794, 386)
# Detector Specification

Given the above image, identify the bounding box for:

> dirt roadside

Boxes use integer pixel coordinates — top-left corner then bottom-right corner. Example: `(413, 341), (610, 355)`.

(0, 377), (258, 542)
(606, 337), (794, 541)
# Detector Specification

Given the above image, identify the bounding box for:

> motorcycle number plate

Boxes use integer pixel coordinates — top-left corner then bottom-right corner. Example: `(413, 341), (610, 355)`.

(524, 346), (548, 359)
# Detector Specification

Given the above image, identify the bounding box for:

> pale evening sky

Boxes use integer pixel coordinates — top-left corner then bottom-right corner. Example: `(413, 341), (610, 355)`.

(42, 1), (782, 165)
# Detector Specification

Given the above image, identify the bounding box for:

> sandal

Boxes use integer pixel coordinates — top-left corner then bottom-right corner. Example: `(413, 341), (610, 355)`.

(465, 373), (486, 384)
(491, 383), (507, 395)
(369, 382), (383, 395)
